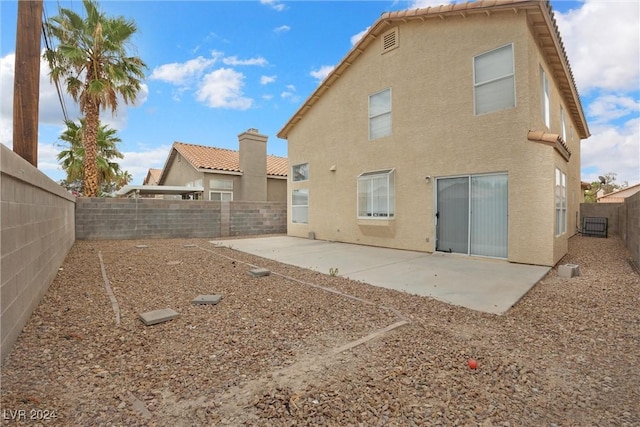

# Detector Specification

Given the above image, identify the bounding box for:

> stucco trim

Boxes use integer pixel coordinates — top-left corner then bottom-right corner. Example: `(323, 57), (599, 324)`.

(527, 130), (571, 161)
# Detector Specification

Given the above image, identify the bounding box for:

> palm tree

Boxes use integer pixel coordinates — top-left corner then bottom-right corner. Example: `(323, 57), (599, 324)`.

(44, 0), (146, 197)
(57, 118), (126, 195)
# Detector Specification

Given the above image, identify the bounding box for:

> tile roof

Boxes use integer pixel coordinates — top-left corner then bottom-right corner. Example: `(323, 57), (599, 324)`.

(597, 183), (640, 201)
(277, 0), (589, 140)
(167, 142), (288, 178)
(143, 168), (162, 185)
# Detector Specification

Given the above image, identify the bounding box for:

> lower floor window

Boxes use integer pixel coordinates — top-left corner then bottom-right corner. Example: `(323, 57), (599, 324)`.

(210, 191), (233, 201)
(555, 168), (567, 235)
(292, 189), (308, 223)
(357, 169), (395, 218)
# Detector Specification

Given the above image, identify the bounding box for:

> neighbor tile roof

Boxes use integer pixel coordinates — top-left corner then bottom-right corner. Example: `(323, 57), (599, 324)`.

(277, 0), (589, 140)
(170, 142), (288, 177)
(143, 168), (162, 185)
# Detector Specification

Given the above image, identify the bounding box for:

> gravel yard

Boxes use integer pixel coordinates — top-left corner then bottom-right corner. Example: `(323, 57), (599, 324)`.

(1, 234), (639, 426)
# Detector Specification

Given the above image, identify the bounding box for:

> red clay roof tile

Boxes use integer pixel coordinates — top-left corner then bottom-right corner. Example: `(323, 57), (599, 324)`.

(172, 142), (288, 177)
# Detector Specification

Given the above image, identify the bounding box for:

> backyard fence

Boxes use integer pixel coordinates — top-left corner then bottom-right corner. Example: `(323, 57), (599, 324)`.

(580, 194), (639, 268)
(1, 146), (76, 362)
(75, 198), (287, 240)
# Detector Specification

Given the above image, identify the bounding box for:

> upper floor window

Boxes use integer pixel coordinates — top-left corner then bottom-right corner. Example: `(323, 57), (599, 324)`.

(561, 106), (567, 141)
(369, 88), (392, 140)
(292, 163), (309, 182)
(357, 169), (395, 219)
(541, 68), (551, 128)
(210, 178), (233, 190)
(473, 44), (515, 115)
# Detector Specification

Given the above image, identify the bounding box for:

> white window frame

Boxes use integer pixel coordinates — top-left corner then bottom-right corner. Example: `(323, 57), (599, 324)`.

(473, 43), (515, 115)
(292, 163), (309, 182)
(368, 88), (392, 140)
(210, 191), (233, 201)
(555, 168), (567, 236)
(357, 169), (395, 219)
(292, 189), (308, 224)
(541, 67), (551, 128)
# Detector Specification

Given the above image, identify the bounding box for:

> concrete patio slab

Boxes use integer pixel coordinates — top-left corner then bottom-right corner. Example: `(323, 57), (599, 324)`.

(211, 236), (550, 315)
(138, 308), (179, 326)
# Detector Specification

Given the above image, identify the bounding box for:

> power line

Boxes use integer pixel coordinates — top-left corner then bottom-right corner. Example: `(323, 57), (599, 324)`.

(41, 1), (70, 124)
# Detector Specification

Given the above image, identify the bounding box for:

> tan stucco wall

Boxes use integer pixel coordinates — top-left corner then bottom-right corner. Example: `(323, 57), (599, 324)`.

(267, 178), (287, 202)
(238, 130), (268, 201)
(162, 152), (204, 189)
(286, 11), (584, 266)
(525, 21), (583, 265)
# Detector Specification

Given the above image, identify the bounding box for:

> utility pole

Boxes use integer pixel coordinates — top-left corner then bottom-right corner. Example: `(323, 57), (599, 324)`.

(13, 0), (43, 167)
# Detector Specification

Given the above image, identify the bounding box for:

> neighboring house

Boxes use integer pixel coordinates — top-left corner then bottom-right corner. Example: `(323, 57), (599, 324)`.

(278, 0), (589, 267)
(158, 128), (287, 202)
(597, 183), (640, 203)
(143, 168), (162, 186)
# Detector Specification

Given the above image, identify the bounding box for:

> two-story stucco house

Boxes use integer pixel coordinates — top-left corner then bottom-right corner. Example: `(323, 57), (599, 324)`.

(278, 0), (590, 267)
(156, 128), (288, 202)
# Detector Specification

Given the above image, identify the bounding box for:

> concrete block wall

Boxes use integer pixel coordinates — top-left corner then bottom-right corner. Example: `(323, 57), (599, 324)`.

(580, 202), (624, 236)
(580, 197), (639, 268)
(1, 145), (76, 363)
(230, 201), (287, 236)
(622, 192), (639, 267)
(76, 198), (286, 240)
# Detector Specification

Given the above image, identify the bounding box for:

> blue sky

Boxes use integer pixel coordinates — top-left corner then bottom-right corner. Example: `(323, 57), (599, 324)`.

(1, 0), (638, 187)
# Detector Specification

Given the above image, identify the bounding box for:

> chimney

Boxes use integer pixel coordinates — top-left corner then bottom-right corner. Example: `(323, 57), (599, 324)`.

(238, 128), (267, 201)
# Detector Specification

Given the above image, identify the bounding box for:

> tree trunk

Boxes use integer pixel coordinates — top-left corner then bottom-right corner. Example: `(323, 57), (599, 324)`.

(83, 102), (100, 197)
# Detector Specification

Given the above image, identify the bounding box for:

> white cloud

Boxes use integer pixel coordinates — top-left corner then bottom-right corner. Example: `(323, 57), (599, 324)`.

(121, 144), (173, 185)
(222, 56), (268, 67)
(351, 27), (369, 46)
(260, 0), (286, 12)
(274, 25), (291, 33)
(151, 51), (266, 108)
(150, 56), (216, 85)
(587, 94), (640, 125)
(555, 0), (640, 93)
(196, 68), (253, 110)
(261, 75), (276, 85)
(581, 117), (640, 186)
(408, 0), (453, 9)
(555, 0), (640, 185)
(37, 141), (65, 181)
(280, 85), (299, 102)
(310, 65), (334, 82)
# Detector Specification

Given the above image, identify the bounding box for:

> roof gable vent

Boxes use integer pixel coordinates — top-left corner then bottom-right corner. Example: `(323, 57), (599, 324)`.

(382, 27), (399, 54)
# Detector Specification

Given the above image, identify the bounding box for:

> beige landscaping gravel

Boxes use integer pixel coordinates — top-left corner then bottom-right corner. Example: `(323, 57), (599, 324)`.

(1, 234), (639, 426)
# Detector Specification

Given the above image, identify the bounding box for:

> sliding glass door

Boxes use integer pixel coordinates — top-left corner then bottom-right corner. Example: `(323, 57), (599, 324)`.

(436, 174), (508, 258)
